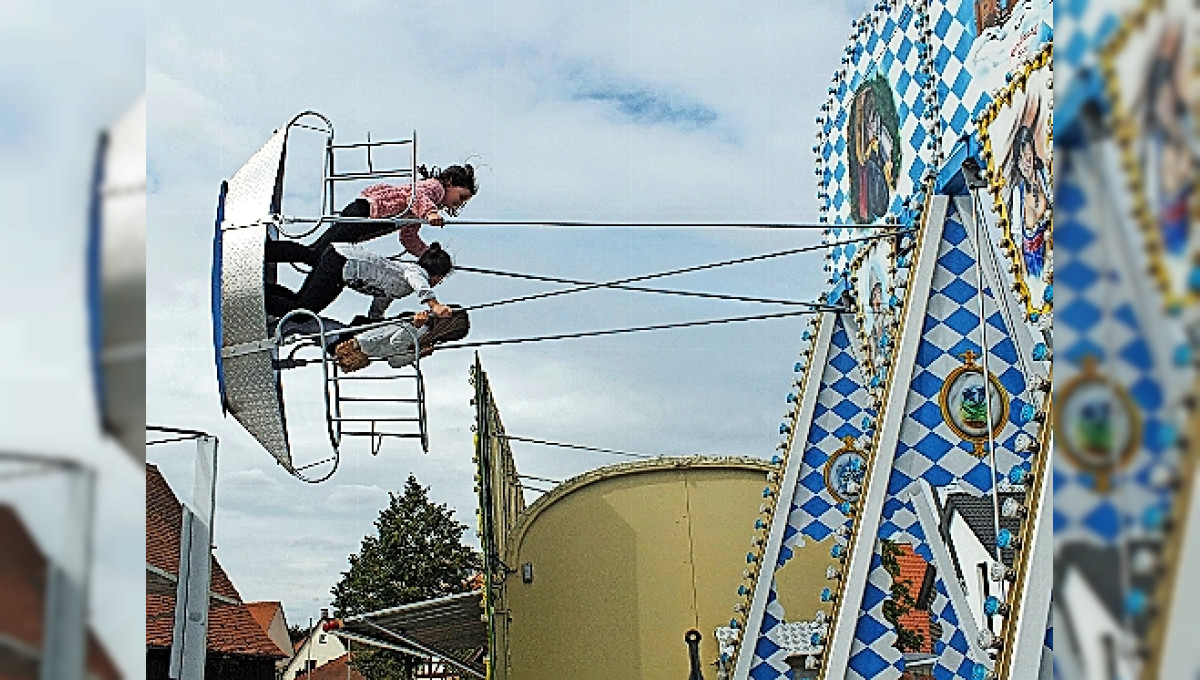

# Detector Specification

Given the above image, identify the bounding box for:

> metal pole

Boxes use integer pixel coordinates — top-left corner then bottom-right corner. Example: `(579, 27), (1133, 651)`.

(38, 465), (93, 680)
(169, 435), (218, 680)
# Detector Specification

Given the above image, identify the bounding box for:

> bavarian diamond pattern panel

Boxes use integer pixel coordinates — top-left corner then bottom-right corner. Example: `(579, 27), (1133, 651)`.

(1054, 143), (1176, 548)
(892, 206), (1035, 500)
(821, 0), (936, 277)
(745, 314), (872, 680)
(929, 0), (1052, 157)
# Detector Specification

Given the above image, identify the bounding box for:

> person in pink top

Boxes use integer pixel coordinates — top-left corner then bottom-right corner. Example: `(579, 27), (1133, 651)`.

(266, 164), (477, 265)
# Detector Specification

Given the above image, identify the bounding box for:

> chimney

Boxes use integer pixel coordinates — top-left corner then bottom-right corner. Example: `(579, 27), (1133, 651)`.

(320, 608), (329, 621)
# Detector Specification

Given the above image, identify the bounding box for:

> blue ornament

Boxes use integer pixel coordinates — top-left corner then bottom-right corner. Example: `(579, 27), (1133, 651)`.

(770, 456), (782, 465)
(738, 585), (748, 595)
(971, 663), (990, 680)
(831, 544), (845, 558)
(1144, 506), (1167, 532)
(1126, 589), (1147, 617)
(1043, 283), (1053, 303)
(762, 487), (773, 498)
(810, 632), (823, 645)
(1159, 424), (1179, 448)
(794, 361), (805, 372)
(1029, 311), (1040, 322)
(780, 423), (791, 435)
(861, 415), (875, 430)
(996, 528), (1015, 549)
(1020, 403), (1037, 424)
(889, 294), (901, 309)
(802, 330), (813, 340)
(1174, 344), (1193, 367)
(838, 501), (853, 515)
(821, 587), (833, 602)
(1008, 465), (1029, 485)
(755, 519), (765, 529)
(730, 619), (740, 629)
(746, 552), (757, 563)
(1032, 342), (1050, 361)
(787, 392), (797, 404)
(983, 595), (1003, 616)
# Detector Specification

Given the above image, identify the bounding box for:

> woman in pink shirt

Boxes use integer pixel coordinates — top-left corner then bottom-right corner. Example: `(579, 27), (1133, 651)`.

(266, 164), (477, 265)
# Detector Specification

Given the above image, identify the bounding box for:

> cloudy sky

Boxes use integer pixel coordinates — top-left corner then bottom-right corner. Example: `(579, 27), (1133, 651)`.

(0, 0), (144, 676)
(147, 0), (871, 665)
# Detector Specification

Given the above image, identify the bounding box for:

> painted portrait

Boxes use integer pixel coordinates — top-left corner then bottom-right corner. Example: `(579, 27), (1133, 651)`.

(848, 73), (901, 224)
(854, 241), (894, 385)
(939, 352), (1009, 455)
(979, 59), (1052, 317)
(1105, 0), (1199, 307)
(1003, 97), (1050, 281)
(1136, 24), (1194, 274)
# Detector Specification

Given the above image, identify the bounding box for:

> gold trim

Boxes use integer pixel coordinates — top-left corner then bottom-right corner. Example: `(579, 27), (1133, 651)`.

(937, 350), (1012, 456)
(824, 435), (869, 504)
(976, 44), (1054, 319)
(1098, 0), (1197, 310)
(1052, 355), (1141, 493)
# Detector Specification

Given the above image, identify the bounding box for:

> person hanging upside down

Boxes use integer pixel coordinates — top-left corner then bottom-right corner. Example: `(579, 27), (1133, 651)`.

(331, 306), (470, 372)
(266, 241), (454, 321)
(266, 164), (478, 265)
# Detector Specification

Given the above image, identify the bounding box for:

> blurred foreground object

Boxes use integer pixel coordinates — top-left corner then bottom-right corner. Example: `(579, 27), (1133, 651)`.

(88, 95), (146, 462)
(1054, 0), (1200, 676)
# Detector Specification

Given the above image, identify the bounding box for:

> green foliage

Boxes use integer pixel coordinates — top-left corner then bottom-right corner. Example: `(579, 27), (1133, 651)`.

(330, 475), (482, 680)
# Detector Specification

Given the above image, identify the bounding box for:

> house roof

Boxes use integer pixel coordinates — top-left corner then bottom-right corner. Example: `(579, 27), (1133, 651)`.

(892, 544), (935, 655)
(299, 654), (365, 680)
(0, 505), (121, 680)
(145, 464), (286, 658)
(943, 491), (1025, 566)
(245, 602), (283, 634)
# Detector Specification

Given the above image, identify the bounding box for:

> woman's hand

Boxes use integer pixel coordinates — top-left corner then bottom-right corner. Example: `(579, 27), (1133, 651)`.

(425, 211), (445, 227)
(428, 300), (452, 318)
(412, 310), (430, 327)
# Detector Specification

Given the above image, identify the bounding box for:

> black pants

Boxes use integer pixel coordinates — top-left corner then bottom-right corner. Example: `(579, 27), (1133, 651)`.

(265, 199), (392, 266)
(265, 247), (349, 317)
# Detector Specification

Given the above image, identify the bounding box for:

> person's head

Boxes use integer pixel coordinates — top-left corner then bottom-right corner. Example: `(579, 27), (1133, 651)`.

(417, 242), (454, 283)
(1012, 126), (1041, 182)
(418, 164), (479, 216)
(422, 305), (471, 353)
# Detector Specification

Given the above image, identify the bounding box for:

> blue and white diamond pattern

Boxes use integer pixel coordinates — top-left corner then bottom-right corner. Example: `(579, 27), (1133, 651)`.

(1053, 144), (1175, 547)
(789, 315), (873, 542)
(846, 499), (985, 680)
(745, 314), (872, 680)
(822, 1), (936, 276)
(928, 0), (1052, 158)
(892, 206), (1034, 499)
(1055, 0), (1123, 119)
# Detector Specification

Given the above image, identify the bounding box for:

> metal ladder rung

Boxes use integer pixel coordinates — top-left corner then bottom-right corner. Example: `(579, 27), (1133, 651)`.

(326, 169), (413, 181)
(339, 396), (421, 403)
(331, 416), (421, 423)
(329, 140), (413, 150)
(341, 431), (423, 438)
(333, 373), (418, 381)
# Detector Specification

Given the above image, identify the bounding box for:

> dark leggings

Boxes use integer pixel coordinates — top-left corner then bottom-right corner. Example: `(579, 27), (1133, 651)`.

(265, 199), (394, 266)
(265, 247), (349, 317)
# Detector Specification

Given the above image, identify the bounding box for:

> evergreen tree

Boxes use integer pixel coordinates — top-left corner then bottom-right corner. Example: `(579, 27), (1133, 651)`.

(331, 475), (481, 680)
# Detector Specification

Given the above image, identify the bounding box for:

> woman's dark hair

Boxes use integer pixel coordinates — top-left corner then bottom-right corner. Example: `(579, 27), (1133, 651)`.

(424, 305), (471, 348)
(417, 164), (479, 194)
(1011, 125), (1045, 178)
(417, 242), (454, 279)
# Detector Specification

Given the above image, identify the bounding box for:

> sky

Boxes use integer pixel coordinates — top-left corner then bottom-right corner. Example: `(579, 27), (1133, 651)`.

(0, 0), (145, 677)
(146, 0), (873, 659)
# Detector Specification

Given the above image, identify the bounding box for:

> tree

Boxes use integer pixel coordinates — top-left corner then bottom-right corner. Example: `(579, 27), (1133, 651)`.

(331, 475), (482, 680)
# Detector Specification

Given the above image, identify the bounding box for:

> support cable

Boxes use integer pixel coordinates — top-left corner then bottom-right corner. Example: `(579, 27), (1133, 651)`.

(435, 308), (821, 351)
(456, 265), (832, 309)
(461, 228), (909, 312)
(500, 435), (658, 460)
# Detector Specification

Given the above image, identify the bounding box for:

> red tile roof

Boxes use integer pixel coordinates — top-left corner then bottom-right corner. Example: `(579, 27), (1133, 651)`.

(893, 544), (934, 654)
(0, 505), (121, 680)
(146, 464), (285, 658)
(298, 654), (365, 680)
(245, 601), (282, 634)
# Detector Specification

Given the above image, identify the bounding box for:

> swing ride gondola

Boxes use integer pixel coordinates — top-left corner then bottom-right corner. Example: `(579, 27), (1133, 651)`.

(212, 111), (430, 482)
